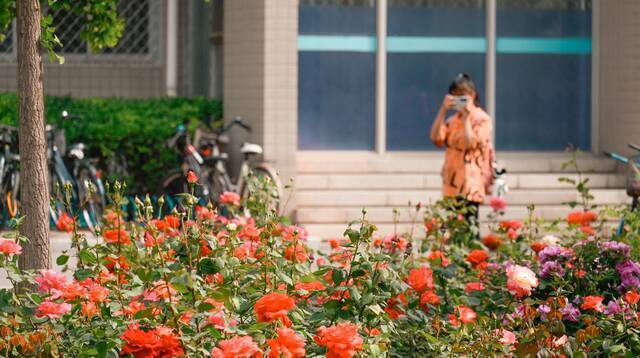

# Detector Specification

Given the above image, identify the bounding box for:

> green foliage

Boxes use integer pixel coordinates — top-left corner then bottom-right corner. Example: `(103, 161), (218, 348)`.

(0, 93), (223, 193)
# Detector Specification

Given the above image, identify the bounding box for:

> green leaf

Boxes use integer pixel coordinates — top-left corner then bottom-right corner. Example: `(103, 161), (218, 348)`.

(198, 257), (221, 275)
(79, 249), (96, 264)
(332, 269), (346, 284)
(56, 254), (69, 265)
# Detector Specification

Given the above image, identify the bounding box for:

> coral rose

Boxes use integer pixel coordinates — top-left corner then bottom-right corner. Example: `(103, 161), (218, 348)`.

(268, 327), (306, 358)
(186, 170), (198, 184)
(506, 265), (538, 298)
(489, 196), (507, 211)
(427, 250), (449, 266)
(56, 212), (75, 233)
(465, 281), (485, 293)
(314, 323), (363, 358)
(406, 266), (435, 292)
(219, 192), (241, 206)
(0, 239), (21, 256)
(625, 290), (640, 305)
(254, 292), (296, 326)
(466, 250), (488, 269)
(36, 302), (71, 319)
(482, 234), (502, 250)
(121, 324), (184, 358)
(103, 229), (131, 245)
(449, 305), (477, 326)
(212, 335), (262, 358)
(581, 295), (605, 313)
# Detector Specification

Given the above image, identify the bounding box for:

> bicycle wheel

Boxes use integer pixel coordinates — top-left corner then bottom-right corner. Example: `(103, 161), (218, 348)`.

(159, 169), (189, 212)
(76, 162), (106, 231)
(240, 165), (282, 212)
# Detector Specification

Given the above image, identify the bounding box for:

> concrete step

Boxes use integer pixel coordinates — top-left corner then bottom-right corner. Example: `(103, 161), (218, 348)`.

(296, 189), (628, 207)
(296, 173), (625, 190)
(296, 204), (610, 224)
(297, 152), (619, 174)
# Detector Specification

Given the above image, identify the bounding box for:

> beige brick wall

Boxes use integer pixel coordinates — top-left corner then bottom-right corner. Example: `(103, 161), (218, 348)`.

(0, 63), (165, 98)
(223, 0), (298, 213)
(598, 0), (640, 156)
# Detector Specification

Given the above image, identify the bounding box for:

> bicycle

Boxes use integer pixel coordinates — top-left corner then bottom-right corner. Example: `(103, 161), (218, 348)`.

(604, 143), (640, 235)
(159, 116), (281, 210)
(48, 111), (106, 231)
(0, 125), (20, 226)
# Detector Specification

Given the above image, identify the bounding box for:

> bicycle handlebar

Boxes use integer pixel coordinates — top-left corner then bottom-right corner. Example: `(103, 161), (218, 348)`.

(629, 143), (640, 152)
(604, 151), (630, 164)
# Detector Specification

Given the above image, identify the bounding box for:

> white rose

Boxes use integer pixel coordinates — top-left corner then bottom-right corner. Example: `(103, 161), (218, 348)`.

(541, 235), (560, 246)
(227, 223), (238, 231)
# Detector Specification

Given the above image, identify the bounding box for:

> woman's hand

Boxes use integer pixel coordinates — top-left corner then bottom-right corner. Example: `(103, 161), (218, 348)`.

(461, 95), (474, 117)
(440, 95), (455, 112)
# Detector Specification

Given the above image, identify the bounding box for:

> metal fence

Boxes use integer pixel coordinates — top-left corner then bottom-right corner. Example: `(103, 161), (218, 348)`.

(0, 0), (163, 64)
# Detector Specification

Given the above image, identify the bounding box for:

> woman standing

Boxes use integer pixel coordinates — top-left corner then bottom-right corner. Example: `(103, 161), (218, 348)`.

(430, 74), (494, 222)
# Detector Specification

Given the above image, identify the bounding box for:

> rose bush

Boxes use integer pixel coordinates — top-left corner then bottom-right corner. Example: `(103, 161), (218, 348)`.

(0, 173), (638, 356)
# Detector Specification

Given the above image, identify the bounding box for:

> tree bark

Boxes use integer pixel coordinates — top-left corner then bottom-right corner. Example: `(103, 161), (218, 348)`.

(17, 0), (50, 270)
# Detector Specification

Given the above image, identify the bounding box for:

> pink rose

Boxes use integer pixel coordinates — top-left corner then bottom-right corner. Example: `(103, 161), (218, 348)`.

(506, 265), (538, 298)
(35, 270), (67, 292)
(495, 329), (517, 345)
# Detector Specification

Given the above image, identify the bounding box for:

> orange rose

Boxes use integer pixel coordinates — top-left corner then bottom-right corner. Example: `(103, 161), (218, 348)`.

(406, 266), (435, 293)
(625, 290), (640, 305)
(254, 292), (296, 326)
(466, 250), (488, 269)
(268, 327), (305, 358)
(314, 323), (363, 358)
(427, 250), (449, 266)
(103, 229), (131, 245)
(482, 234), (502, 250)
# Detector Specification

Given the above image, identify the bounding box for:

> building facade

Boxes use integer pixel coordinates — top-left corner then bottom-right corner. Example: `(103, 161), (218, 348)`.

(0, 0), (637, 237)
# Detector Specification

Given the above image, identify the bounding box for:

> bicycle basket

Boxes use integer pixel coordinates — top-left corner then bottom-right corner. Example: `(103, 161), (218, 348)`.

(626, 155), (640, 197)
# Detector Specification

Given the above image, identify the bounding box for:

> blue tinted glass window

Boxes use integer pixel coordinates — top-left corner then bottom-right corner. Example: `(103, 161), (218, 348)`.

(387, 2), (486, 151)
(298, 2), (376, 150)
(495, 1), (591, 150)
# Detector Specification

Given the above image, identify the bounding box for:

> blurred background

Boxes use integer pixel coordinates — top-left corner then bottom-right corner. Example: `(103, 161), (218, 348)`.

(0, 0), (636, 240)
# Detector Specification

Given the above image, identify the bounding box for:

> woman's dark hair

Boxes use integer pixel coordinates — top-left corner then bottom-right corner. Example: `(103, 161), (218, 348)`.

(448, 73), (481, 107)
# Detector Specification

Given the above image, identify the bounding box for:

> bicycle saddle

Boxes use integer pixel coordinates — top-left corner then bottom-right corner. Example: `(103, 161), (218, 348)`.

(240, 142), (263, 155)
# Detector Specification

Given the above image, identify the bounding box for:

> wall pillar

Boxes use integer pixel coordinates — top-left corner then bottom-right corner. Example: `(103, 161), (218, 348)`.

(597, 1), (640, 156)
(223, 0), (298, 215)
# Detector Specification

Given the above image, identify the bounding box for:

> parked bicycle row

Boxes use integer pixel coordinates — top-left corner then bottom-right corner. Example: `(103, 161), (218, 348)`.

(0, 112), (281, 230)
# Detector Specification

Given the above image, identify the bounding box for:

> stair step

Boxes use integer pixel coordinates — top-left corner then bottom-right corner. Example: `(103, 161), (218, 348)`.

(296, 189), (628, 207)
(297, 152), (618, 174)
(296, 173), (625, 190)
(296, 205), (605, 224)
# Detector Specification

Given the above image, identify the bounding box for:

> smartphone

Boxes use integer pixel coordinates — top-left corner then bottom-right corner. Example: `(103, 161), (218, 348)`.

(452, 96), (468, 111)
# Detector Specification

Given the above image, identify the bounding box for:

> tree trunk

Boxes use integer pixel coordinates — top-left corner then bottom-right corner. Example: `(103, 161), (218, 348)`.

(17, 0), (50, 270)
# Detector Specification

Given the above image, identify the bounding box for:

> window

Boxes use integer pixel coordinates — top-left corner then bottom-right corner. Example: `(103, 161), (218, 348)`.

(386, 0), (486, 150)
(495, 0), (591, 150)
(298, 1), (377, 150)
